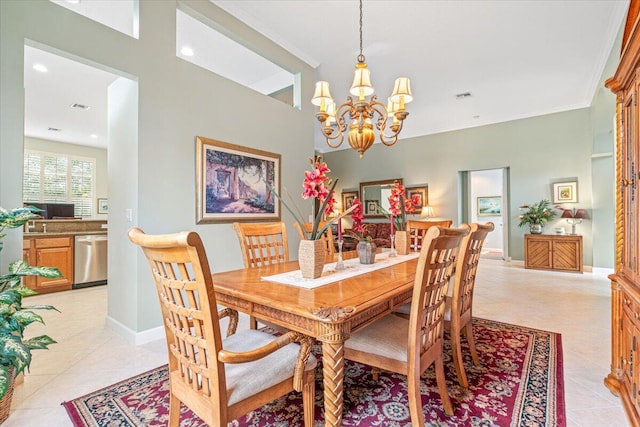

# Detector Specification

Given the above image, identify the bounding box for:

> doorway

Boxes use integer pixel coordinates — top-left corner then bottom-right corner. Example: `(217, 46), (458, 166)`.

(459, 168), (510, 260)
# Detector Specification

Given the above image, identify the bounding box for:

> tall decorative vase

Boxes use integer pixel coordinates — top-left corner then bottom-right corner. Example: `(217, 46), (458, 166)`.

(394, 230), (410, 255)
(530, 223), (543, 234)
(357, 240), (377, 264)
(298, 239), (325, 279)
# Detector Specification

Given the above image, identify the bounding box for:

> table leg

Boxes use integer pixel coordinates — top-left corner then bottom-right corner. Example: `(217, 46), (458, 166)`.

(321, 341), (344, 427)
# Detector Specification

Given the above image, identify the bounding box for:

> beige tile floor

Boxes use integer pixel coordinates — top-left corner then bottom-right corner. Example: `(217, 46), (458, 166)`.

(4, 259), (630, 426)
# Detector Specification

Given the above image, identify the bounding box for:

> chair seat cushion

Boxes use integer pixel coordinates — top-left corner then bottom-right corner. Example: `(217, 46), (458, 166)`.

(223, 330), (317, 406)
(345, 314), (409, 362)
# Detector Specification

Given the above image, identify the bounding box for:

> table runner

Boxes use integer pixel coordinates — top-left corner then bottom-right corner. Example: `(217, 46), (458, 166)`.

(262, 251), (420, 289)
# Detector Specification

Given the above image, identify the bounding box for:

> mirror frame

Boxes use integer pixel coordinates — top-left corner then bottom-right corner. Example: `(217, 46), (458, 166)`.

(359, 178), (403, 218)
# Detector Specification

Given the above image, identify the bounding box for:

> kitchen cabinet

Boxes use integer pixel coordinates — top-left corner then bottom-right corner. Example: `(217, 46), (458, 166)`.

(23, 236), (73, 293)
(605, 0), (640, 423)
(524, 234), (583, 273)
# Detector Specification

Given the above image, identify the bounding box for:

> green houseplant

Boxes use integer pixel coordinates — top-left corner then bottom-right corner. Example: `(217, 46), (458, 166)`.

(0, 207), (60, 418)
(517, 200), (557, 234)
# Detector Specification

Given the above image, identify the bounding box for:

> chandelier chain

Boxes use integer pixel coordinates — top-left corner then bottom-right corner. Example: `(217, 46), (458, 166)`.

(358, 0), (365, 63)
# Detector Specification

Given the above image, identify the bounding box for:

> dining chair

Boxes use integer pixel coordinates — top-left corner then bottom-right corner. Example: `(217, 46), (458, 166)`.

(293, 221), (335, 259)
(128, 228), (316, 427)
(344, 225), (469, 423)
(407, 219), (453, 250)
(233, 221), (289, 329)
(445, 222), (494, 387)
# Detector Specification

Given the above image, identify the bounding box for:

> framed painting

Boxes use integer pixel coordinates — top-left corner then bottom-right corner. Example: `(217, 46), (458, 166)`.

(97, 198), (108, 214)
(342, 190), (358, 211)
(196, 136), (280, 223)
(552, 181), (578, 203)
(477, 196), (501, 216)
(405, 186), (428, 210)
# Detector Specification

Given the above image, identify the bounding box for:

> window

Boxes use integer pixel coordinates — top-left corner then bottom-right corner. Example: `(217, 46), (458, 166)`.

(23, 150), (96, 218)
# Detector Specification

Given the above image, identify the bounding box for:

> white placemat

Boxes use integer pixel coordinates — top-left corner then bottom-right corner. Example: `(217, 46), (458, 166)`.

(261, 251), (420, 289)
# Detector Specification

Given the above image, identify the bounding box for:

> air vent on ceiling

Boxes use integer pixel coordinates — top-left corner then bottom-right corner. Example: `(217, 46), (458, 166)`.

(455, 92), (472, 99)
(70, 103), (90, 110)
(48, 127), (62, 132)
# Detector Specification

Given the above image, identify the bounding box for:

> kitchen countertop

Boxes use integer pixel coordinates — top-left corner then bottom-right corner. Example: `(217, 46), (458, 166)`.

(24, 231), (108, 238)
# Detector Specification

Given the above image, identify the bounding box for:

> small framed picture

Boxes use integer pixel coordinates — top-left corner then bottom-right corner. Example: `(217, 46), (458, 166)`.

(477, 196), (501, 216)
(405, 186), (428, 210)
(366, 200), (378, 215)
(97, 198), (108, 214)
(552, 181), (578, 203)
(342, 190), (358, 211)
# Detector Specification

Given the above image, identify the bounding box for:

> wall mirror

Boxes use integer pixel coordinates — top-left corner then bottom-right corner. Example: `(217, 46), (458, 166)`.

(359, 178), (403, 218)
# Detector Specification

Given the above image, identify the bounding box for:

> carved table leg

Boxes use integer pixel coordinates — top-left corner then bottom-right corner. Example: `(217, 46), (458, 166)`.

(321, 341), (344, 427)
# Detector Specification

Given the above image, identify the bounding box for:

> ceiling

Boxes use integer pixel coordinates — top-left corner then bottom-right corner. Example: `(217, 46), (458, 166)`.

(23, 0), (629, 152)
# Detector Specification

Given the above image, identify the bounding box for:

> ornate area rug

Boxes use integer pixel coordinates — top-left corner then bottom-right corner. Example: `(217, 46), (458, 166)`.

(62, 318), (565, 426)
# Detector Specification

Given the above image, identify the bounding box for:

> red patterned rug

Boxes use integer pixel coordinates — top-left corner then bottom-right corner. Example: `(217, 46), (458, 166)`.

(62, 318), (565, 426)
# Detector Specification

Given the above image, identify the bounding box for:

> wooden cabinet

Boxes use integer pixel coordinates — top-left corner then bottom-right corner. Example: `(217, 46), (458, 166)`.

(524, 234), (583, 273)
(605, 1), (640, 424)
(23, 236), (74, 293)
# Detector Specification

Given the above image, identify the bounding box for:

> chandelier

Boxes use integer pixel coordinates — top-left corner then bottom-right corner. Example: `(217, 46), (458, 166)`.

(311, 0), (413, 158)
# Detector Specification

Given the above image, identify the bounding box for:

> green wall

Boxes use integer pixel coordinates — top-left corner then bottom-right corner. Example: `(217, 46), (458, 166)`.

(1, 0), (316, 339)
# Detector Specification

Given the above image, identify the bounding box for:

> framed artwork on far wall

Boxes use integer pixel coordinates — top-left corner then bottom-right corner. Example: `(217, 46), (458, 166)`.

(477, 196), (501, 216)
(196, 136), (281, 223)
(342, 190), (358, 211)
(97, 198), (108, 214)
(366, 200), (378, 215)
(405, 186), (428, 210)
(552, 180), (578, 203)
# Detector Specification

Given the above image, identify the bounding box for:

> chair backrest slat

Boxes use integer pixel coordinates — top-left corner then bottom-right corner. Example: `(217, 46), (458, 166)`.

(407, 219), (453, 250)
(233, 222), (289, 268)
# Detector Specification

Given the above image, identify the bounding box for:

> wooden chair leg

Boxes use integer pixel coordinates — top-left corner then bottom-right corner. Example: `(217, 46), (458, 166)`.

(407, 372), (426, 427)
(435, 356), (454, 416)
(464, 323), (480, 365)
(168, 392), (181, 426)
(249, 315), (257, 330)
(450, 327), (469, 387)
(302, 368), (316, 427)
(371, 367), (380, 381)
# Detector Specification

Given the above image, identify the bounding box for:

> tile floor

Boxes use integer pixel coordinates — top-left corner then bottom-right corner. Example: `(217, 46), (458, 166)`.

(4, 259), (630, 426)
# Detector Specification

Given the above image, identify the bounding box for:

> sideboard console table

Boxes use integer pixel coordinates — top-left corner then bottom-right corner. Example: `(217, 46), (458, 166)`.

(524, 234), (583, 273)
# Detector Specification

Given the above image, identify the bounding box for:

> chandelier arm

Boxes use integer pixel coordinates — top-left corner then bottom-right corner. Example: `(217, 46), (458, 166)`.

(369, 100), (403, 145)
(321, 102), (353, 148)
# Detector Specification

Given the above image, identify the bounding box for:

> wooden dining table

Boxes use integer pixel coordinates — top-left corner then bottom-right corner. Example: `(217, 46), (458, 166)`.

(211, 252), (419, 427)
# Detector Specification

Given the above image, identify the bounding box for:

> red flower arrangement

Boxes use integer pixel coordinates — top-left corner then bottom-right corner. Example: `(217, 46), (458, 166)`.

(387, 180), (418, 231)
(268, 156), (337, 240)
(349, 197), (368, 240)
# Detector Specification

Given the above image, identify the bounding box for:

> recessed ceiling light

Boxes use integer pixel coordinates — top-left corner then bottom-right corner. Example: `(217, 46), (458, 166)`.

(33, 64), (48, 73)
(180, 46), (194, 57)
(90, 134), (98, 139)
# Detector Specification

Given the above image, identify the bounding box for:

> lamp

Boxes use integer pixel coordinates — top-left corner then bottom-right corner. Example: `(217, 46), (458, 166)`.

(561, 208), (588, 235)
(311, 0), (413, 158)
(421, 206), (435, 219)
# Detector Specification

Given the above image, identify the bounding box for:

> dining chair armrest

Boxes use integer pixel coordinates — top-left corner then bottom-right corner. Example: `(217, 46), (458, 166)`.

(217, 331), (314, 392)
(218, 307), (238, 337)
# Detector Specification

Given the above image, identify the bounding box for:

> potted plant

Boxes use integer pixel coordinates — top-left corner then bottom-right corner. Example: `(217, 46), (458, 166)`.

(518, 200), (557, 234)
(0, 207), (60, 422)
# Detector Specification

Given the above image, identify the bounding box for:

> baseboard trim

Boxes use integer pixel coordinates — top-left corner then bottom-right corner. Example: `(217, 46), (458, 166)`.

(105, 315), (164, 346)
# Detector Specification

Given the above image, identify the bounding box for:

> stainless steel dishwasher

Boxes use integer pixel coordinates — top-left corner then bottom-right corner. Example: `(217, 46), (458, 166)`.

(74, 234), (108, 288)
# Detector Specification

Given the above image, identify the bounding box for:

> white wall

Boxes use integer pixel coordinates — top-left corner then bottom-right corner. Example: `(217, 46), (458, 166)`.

(470, 169), (503, 252)
(1, 0), (317, 337)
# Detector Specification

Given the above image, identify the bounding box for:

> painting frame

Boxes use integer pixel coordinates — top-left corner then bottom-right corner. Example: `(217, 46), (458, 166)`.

(405, 185), (428, 210)
(196, 136), (281, 224)
(342, 190), (358, 211)
(477, 196), (502, 216)
(97, 198), (108, 214)
(552, 180), (578, 204)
